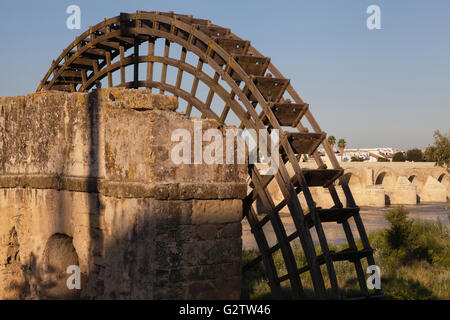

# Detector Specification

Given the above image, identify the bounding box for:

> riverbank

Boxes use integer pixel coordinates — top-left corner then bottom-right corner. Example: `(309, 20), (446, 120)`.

(242, 203), (449, 249)
(242, 205), (450, 299)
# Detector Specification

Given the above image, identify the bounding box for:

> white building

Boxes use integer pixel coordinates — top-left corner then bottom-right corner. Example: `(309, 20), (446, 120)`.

(318, 147), (399, 163)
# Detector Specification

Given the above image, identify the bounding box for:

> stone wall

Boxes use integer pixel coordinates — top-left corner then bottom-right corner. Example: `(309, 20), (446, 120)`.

(0, 89), (247, 299)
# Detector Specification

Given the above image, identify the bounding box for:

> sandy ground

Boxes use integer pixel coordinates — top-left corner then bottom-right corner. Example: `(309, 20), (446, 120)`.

(242, 203), (449, 250)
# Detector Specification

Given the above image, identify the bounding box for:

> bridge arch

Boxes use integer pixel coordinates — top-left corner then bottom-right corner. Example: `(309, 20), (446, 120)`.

(374, 170), (397, 205)
(408, 174), (424, 192)
(438, 173), (450, 199)
(375, 170), (395, 187)
(340, 172), (363, 194)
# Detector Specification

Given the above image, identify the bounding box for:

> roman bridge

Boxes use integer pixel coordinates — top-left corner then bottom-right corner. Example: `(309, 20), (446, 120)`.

(340, 162), (448, 206)
(268, 162), (449, 209)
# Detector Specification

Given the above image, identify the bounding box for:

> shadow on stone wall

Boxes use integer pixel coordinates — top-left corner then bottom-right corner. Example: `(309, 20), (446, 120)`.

(0, 89), (244, 300)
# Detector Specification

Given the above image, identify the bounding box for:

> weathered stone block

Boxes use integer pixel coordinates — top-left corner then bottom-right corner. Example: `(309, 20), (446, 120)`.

(0, 90), (245, 300)
(192, 200), (243, 225)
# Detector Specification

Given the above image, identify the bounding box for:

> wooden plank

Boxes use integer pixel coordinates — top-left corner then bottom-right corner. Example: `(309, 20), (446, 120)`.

(265, 103), (309, 127)
(279, 133), (340, 298)
(231, 55), (270, 80)
(160, 39), (171, 94)
(216, 38), (250, 55)
(201, 72), (220, 118)
(185, 59), (204, 116)
(120, 45), (125, 85)
(292, 169), (343, 188)
(197, 25), (230, 38)
(245, 206), (283, 299)
(248, 76), (290, 102)
(285, 132), (326, 156)
(134, 42), (139, 87)
(175, 47), (187, 89)
(272, 162), (328, 298)
(106, 51), (113, 87)
(250, 166), (304, 299)
(146, 40), (155, 89)
(304, 208), (359, 228)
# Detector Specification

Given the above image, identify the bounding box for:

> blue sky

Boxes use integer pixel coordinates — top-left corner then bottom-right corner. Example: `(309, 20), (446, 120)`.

(0, 0), (449, 149)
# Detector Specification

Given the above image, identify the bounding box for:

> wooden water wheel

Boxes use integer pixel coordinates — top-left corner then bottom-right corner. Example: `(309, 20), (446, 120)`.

(38, 11), (381, 300)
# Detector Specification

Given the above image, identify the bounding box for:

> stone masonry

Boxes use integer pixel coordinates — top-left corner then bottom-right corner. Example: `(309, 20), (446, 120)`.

(0, 89), (247, 299)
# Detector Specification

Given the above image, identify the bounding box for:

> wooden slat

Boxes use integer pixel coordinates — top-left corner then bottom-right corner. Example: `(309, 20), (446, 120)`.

(230, 55), (270, 80)
(185, 59), (203, 116)
(106, 51), (113, 87)
(146, 40), (155, 89)
(245, 207), (283, 299)
(285, 132), (326, 155)
(134, 42), (139, 87)
(292, 169), (343, 188)
(250, 166), (304, 299)
(160, 39), (171, 94)
(202, 72), (220, 118)
(304, 208), (359, 228)
(248, 76), (290, 102)
(279, 248), (373, 283)
(120, 46), (125, 85)
(197, 25), (230, 38)
(265, 103), (308, 127)
(175, 47), (187, 89)
(216, 38), (250, 55)
(82, 48), (108, 60)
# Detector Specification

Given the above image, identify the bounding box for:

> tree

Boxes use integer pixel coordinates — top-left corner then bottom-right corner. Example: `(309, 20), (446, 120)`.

(377, 157), (390, 162)
(406, 149), (424, 162)
(392, 152), (406, 162)
(351, 156), (364, 162)
(338, 139), (346, 161)
(328, 136), (336, 151)
(424, 146), (437, 162)
(425, 130), (450, 171)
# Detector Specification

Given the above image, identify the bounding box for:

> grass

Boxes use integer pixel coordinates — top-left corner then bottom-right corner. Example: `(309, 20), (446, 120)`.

(242, 206), (450, 300)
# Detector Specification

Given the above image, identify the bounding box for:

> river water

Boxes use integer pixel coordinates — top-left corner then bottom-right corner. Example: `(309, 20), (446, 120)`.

(242, 203), (449, 250)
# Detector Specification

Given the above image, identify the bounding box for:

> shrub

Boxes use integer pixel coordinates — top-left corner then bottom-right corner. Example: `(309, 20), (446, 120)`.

(385, 207), (417, 251)
(377, 157), (390, 162)
(406, 149), (424, 162)
(392, 152), (406, 162)
(384, 207), (449, 265)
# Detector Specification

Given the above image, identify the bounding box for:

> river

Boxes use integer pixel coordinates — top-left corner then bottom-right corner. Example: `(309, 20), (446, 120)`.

(242, 203), (449, 250)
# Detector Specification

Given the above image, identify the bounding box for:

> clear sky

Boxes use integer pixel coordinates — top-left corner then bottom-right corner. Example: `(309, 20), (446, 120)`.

(0, 0), (449, 150)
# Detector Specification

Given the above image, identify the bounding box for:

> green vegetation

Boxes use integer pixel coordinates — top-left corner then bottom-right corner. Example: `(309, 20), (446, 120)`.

(351, 156), (364, 162)
(327, 136), (336, 150)
(377, 157), (390, 162)
(337, 139), (346, 155)
(392, 152), (406, 162)
(424, 130), (450, 172)
(406, 148), (424, 162)
(242, 207), (449, 300)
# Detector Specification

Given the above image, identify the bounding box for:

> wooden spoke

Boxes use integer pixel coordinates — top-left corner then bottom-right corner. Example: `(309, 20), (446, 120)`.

(160, 39), (170, 94)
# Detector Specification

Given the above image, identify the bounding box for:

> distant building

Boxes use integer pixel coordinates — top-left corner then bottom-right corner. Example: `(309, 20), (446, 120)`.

(317, 147), (399, 162)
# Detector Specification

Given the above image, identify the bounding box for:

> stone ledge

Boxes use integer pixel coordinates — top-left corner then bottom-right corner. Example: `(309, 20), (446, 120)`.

(0, 175), (247, 200)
